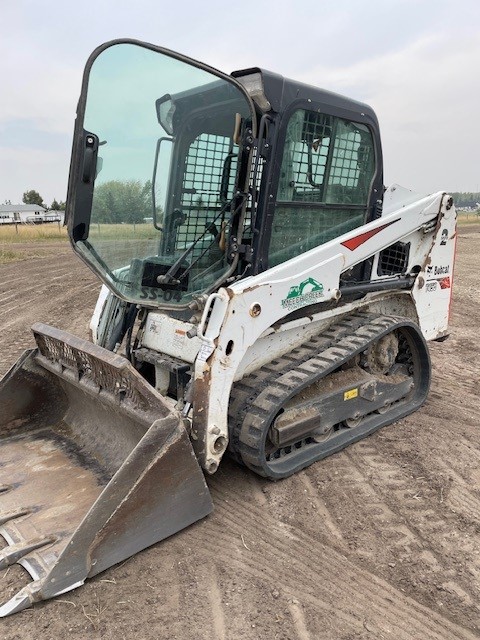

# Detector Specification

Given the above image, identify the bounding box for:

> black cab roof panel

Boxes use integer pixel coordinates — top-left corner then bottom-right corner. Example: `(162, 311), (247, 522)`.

(232, 67), (378, 125)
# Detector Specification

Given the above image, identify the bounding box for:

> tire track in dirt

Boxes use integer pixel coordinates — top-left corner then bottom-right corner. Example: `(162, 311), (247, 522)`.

(197, 565), (226, 640)
(371, 368), (480, 527)
(424, 394), (478, 430)
(0, 253), (98, 376)
(343, 438), (480, 621)
(310, 447), (422, 559)
(458, 437), (480, 465)
(0, 270), (75, 306)
(204, 472), (479, 639)
(165, 541), (232, 640)
(287, 600), (312, 640)
(296, 473), (346, 547)
(430, 462), (480, 529)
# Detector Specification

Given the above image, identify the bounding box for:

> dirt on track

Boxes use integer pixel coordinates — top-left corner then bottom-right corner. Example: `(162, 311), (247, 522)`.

(0, 229), (479, 640)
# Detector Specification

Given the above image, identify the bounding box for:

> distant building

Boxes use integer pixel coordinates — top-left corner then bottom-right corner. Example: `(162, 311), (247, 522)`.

(0, 204), (65, 225)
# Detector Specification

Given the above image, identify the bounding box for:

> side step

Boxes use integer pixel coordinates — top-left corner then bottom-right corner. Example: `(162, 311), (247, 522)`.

(0, 323), (212, 616)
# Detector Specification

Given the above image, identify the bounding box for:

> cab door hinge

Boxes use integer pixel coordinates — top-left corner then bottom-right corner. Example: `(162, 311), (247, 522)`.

(258, 137), (271, 160)
(242, 128), (255, 151)
(228, 236), (253, 263)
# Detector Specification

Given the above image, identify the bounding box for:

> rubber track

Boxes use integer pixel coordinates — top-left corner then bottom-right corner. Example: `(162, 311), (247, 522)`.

(228, 313), (430, 479)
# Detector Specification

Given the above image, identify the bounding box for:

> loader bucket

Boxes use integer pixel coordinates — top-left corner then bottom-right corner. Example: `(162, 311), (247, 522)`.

(0, 323), (212, 616)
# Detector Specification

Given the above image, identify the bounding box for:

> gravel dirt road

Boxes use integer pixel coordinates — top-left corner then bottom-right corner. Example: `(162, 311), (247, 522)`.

(0, 227), (479, 639)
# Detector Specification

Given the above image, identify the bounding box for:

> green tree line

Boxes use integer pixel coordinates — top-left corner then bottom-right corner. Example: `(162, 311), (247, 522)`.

(450, 192), (480, 209)
(15, 186), (480, 216)
(15, 181), (157, 221)
(91, 180), (155, 223)
(22, 190), (66, 210)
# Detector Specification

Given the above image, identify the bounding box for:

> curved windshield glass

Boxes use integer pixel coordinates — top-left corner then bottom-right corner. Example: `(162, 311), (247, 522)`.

(75, 42), (253, 306)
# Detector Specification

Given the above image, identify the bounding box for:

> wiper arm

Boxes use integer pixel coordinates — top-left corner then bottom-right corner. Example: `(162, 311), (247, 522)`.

(177, 235), (219, 283)
(156, 193), (247, 286)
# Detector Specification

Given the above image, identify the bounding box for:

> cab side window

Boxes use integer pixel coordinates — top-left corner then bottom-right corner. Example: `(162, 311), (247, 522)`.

(270, 109), (375, 267)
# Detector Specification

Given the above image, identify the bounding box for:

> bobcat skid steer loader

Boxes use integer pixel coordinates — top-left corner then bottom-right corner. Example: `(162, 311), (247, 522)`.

(0, 39), (456, 615)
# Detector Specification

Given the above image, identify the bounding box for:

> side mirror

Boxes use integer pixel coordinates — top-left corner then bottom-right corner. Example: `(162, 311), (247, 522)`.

(156, 95), (176, 135)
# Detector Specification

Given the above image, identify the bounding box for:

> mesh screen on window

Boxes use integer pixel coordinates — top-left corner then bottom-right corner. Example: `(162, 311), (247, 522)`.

(269, 109), (375, 268)
(277, 109), (374, 205)
(179, 133), (238, 249)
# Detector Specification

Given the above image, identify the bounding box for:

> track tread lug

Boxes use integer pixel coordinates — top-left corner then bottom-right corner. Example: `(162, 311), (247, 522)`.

(228, 314), (430, 480)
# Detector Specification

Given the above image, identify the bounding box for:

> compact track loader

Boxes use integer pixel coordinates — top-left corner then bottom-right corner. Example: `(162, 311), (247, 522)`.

(0, 39), (456, 615)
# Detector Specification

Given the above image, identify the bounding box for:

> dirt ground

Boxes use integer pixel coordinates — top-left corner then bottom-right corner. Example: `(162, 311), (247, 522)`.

(0, 228), (479, 640)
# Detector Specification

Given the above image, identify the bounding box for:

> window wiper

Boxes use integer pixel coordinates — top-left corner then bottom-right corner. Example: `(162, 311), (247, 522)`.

(156, 193), (247, 287)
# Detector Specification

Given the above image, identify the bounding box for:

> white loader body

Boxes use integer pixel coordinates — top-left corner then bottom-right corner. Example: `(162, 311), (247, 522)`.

(91, 186), (456, 472)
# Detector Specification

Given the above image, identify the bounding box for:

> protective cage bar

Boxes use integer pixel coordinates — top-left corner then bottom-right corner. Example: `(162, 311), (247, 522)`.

(179, 133), (239, 248)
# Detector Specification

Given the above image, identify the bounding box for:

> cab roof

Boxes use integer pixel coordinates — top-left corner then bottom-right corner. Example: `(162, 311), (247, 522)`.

(231, 67), (379, 127)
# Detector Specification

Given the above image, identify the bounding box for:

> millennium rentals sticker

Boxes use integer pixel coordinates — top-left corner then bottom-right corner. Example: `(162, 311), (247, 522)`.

(281, 277), (324, 310)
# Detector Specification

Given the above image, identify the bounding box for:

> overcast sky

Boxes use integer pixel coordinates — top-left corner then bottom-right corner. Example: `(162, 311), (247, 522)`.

(1, 0), (479, 205)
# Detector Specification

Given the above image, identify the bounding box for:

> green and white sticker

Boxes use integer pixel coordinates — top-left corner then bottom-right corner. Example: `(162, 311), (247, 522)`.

(281, 277), (324, 310)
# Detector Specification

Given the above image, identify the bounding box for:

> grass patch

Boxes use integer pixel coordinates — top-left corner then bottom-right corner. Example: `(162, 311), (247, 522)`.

(0, 248), (59, 264)
(0, 222), (159, 243)
(88, 222), (161, 240)
(1, 214), (475, 251)
(0, 224), (69, 243)
(0, 249), (23, 264)
(457, 213), (480, 226)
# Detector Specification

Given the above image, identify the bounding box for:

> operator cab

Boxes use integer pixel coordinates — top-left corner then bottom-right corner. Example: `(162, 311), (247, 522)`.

(67, 40), (383, 310)
(232, 68), (383, 277)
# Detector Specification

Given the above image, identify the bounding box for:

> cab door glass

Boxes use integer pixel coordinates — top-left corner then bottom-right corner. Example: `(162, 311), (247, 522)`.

(72, 42), (253, 306)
